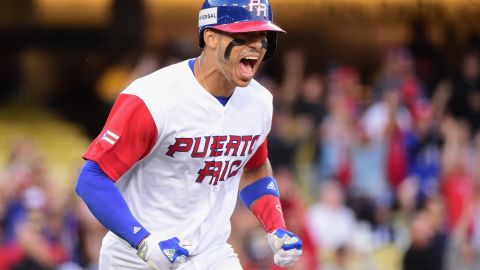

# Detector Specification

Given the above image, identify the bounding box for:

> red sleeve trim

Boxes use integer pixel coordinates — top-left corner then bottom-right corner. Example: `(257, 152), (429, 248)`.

(83, 94), (158, 181)
(245, 139), (268, 170)
(251, 195), (287, 233)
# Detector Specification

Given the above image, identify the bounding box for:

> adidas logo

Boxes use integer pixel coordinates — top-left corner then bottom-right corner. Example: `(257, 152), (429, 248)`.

(163, 249), (175, 262)
(133, 226), (141, 234)
(267, 181), (276, 191)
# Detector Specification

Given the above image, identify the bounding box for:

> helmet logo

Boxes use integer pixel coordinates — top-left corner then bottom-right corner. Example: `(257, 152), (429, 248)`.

(248, 0), (268, 17)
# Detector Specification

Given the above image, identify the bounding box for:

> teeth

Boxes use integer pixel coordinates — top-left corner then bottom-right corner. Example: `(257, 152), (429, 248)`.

(244, 56), (258, 60)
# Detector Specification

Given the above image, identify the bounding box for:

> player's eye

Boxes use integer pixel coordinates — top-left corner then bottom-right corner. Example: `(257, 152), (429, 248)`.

(261, 36), (268, 49)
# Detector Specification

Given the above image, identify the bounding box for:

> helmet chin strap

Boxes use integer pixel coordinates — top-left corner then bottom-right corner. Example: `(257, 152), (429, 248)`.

(223, 36), (269, 60)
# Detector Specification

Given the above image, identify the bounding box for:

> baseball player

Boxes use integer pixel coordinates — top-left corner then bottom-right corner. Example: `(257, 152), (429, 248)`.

(75, 0), (302, 269)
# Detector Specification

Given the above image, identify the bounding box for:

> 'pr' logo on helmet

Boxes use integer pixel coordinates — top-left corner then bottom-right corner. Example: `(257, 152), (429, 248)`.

(248, 0), (268, 17)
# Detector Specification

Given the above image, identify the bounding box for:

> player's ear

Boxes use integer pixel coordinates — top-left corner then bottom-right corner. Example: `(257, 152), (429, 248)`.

(203, 29), (219, 49)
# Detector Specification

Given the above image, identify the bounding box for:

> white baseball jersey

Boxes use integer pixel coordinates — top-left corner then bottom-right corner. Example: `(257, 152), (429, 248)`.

(84, 59), (272, 266)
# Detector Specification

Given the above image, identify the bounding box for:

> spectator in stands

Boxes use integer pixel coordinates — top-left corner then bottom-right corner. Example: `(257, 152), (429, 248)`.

(404, 100), (442, 204)
(0, 138), (106, 270)
(275, 167), (318, 270)
(0, 141), (68, 269)
(278, 49), (305, 112)
(469, 180), (480, 270)
(447, 50), (480, 134)
(393, 177), (419, 251)
(440, 117), (476, 270)
(317, 74), (357, 187)
(306, 181), (356, 269)
(293, 73), (327, 126)
(403, 211), (442, 270)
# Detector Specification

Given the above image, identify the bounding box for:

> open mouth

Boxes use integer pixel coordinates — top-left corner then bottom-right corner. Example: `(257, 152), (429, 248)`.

(239, 56), (259, 77)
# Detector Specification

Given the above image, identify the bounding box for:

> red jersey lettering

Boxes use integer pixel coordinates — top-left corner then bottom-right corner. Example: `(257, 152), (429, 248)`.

(225, 135), (241, 156)
(166, 138), (194, 157)
(191, 136), (211, 158)
(210, 136), (228, 157)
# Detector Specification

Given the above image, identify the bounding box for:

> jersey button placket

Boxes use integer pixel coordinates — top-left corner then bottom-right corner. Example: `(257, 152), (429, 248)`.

(216, 111), (226, 192)
(210, 110), (224, 197)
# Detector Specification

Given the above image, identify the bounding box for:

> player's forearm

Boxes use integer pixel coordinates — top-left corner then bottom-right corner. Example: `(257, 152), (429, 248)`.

(75, 160), (150, 248)
(240, 177), (287, 232)
(240, 160), (286, 232)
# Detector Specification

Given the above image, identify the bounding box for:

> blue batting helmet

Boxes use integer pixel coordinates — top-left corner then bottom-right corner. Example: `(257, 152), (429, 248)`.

(198, 0), (285, 62)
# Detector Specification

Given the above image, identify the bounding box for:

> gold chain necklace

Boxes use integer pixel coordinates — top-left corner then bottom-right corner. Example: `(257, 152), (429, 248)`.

(197, 53), (210, 93)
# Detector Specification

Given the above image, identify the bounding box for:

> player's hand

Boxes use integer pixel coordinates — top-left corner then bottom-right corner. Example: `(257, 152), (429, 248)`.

(136, 234), (193, 270)
(267, 228), (302, 267)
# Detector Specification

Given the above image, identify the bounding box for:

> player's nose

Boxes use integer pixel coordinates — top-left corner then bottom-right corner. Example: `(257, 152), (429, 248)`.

(245, 32), (267, 51)
(247, 37), (265, 51)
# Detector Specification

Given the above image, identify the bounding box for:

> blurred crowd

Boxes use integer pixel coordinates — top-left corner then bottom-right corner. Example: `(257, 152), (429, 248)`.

(231, 44), (480, 270)
(244, 45), (480, 270)
(1, 32), (480, 270)
(0, 138), (105, 270)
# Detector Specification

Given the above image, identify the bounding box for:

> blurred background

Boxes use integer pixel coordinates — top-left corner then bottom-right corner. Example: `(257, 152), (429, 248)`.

(1, 0), (480, 269)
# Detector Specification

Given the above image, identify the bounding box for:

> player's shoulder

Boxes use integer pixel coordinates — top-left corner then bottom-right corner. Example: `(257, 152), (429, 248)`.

(118, 60), (192, 118)
(122, 59), (191, 98)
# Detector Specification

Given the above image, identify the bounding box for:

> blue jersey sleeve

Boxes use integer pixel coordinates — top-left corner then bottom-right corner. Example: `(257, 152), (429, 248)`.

(75, 160), (150, 248)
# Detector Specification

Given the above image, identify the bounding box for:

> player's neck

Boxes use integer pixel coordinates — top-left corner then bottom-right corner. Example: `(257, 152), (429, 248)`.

(195, 54), (236, 97)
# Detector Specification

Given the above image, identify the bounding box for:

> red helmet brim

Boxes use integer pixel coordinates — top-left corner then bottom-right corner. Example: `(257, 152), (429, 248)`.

(212, 20), (286, 34)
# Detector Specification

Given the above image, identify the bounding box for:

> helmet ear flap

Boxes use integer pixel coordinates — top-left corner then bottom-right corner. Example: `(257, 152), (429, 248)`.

(262, 31), (278, 63)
